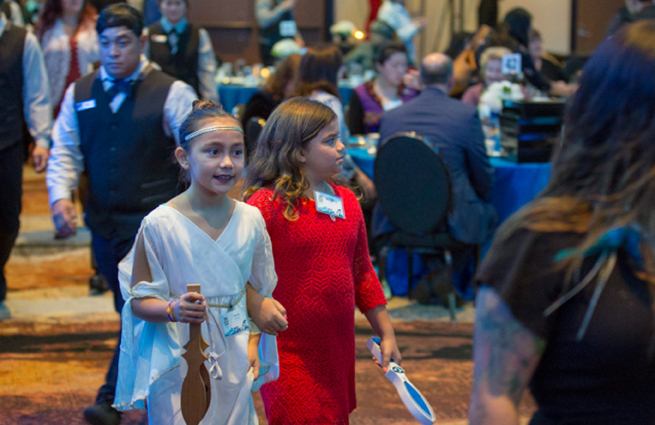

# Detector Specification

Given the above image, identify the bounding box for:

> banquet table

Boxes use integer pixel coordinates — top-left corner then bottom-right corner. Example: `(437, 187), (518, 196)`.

(347, 146), (552, 295)
(218, 85), (355, 114)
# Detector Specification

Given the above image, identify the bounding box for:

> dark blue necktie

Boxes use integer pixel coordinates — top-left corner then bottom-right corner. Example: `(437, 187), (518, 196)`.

(107, 79), (132, 99)
(168, 29), (179, 55)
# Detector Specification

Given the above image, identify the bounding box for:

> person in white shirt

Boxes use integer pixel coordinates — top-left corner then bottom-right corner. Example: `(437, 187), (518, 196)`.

(256, 0), (303, 66)
(376, 0), (427, 65)
(0, 3), (52, 321)
(46, 4), (196, 424)
(36, 0), (100, 117)
(144, 0), (219, 103)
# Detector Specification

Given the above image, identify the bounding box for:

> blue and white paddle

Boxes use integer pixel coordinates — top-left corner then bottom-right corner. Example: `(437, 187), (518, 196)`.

(367, 336), (436, 425)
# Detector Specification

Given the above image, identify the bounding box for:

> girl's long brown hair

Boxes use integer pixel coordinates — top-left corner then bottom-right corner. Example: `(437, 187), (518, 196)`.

(493, 20), (655, 281)
(36, 0), (97, 41)
(242, 97), (339, 221)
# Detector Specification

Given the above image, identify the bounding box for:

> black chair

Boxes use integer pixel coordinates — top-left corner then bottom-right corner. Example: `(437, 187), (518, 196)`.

(245, 117), (266, 163)
(374, 132), (465, 321)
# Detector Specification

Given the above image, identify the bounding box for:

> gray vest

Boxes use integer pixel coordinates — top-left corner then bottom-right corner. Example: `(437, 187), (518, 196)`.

(148, 21), (200, 95)
(73, 68), (180, 240)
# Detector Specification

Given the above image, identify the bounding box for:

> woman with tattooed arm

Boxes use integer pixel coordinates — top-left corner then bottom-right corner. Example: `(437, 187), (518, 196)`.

(469, 21), (655, 425)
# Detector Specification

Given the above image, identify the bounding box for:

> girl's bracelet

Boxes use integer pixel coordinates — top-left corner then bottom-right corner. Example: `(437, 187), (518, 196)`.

(166, 300), (176, 322)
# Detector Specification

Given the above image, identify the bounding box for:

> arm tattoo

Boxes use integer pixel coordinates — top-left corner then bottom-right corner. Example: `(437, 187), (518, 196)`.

(473, 286), (546, 406)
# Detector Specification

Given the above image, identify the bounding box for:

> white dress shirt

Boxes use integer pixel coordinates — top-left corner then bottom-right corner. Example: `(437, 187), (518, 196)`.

(256, 0), (290, 29)
(46, 56), (197, 206)
(144, 18), (218, 103)
(377, 0), (420, 64)
(0, 12), (52, 149)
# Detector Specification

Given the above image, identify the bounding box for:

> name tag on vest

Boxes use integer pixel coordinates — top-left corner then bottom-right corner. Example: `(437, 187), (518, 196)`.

(151, 34), (168, 43)
(76, 99), (96, 111)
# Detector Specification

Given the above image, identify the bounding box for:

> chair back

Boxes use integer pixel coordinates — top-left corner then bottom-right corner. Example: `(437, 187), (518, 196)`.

(374, 132), (451, 235)
(245, 117), (266, 162)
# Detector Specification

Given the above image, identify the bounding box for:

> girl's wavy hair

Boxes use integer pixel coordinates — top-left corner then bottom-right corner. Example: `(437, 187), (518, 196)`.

(493, 20), (655, 282)
(177, 100), (242, 182)
(242, 97), (339, 221)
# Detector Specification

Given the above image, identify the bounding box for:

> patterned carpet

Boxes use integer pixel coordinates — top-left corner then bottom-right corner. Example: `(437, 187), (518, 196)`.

(0, 318), (536, 425)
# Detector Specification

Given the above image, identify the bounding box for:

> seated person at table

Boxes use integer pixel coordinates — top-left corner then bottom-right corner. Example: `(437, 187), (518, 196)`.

(376, 53), (497, 299)
(462, 46), (512, 107)
(240, 53), (300, 130)
(347, 43), (419, 135)
(529, 29), (569, 84)
(144, 0), (218, 103)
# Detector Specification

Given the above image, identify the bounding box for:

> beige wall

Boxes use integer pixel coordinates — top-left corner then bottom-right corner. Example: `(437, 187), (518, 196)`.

(334, 0), (572, 58)
(499, 0), (572, 55)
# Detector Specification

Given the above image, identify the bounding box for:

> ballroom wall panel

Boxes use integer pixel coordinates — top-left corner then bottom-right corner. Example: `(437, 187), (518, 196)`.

(188, 0), (330, 64)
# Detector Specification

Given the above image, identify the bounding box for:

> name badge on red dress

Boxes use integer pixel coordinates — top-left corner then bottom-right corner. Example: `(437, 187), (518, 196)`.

(314, 190), (345, 221)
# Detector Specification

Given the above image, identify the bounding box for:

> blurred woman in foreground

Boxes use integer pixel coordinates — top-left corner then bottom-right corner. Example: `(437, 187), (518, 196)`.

(470, 21), (655, 425)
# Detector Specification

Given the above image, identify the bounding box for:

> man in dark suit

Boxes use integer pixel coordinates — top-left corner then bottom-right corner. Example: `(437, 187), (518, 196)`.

(376, 52), (496, 298)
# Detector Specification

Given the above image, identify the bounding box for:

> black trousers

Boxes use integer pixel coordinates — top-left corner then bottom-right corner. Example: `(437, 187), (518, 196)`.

(91, 232), (134, 404)
(259, 42), (276, 67)
(0, 141), (23, 303)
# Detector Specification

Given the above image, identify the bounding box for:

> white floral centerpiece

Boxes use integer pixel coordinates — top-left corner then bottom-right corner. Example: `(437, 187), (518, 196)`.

(272, 39), (303, 60)
(478, 81), (525, 155)
(478, 81), (525, 120)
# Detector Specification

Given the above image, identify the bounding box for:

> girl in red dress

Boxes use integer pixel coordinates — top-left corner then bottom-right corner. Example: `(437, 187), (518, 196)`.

(244, 97), (401, 424)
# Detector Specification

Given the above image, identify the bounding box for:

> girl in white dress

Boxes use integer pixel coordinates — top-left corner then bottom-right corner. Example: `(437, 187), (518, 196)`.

(113, 100), (283, 425)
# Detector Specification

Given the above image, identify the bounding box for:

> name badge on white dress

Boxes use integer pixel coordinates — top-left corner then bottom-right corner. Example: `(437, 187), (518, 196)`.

(220, 305), (249, 337)
(314, 190), (345, 221)
(279, 20), (297, 37)
(76, 99), (96, 111)
(151, 34), (168, 43)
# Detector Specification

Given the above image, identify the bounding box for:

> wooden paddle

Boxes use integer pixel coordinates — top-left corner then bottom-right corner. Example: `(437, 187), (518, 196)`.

(181, 284), (211, 425)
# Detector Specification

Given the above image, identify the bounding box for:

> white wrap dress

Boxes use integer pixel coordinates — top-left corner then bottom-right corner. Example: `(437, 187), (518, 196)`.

(113, 201), (279, 425)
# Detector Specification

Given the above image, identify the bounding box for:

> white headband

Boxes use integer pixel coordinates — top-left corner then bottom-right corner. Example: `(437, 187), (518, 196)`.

(185, 125), (243, 141)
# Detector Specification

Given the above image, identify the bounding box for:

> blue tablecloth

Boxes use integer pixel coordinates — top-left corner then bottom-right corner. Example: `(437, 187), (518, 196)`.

(218, 85), (355, 114)
(347, 147), (552, 295)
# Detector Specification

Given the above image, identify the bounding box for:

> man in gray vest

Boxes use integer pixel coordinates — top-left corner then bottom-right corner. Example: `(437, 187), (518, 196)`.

(46, 4), (196, 424)
(144, 0), (219, 102)
(0, 0), (51, 321)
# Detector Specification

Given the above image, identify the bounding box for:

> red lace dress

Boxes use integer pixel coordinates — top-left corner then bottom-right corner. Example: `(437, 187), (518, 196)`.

(247, 183), (387, 424)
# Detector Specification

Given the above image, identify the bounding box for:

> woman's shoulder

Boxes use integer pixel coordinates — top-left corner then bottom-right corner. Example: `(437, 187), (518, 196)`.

(475, 227), (584, 297)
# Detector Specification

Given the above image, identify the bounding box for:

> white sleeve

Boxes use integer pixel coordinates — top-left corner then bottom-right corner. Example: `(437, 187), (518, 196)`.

(9, 1), (24, 27)
(197, 28), (218, 103)
(377, 3), (419, 43)
(162, 80), (198, 145)
(256, 0), (290, 29)
(46, 83), (84, 205)
(22, 31), (52, 149)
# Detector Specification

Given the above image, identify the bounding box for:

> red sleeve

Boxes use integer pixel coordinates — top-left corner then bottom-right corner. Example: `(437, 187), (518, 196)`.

(346, 188), (387, 313)
(245, 188), (276, 227)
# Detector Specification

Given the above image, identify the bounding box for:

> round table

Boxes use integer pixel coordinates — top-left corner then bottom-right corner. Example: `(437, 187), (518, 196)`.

(348, 147), (551, 224)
